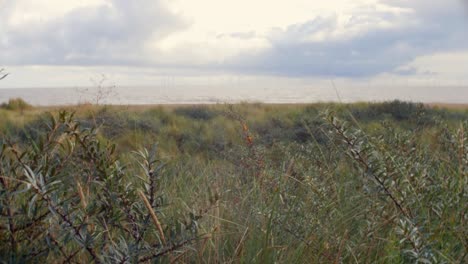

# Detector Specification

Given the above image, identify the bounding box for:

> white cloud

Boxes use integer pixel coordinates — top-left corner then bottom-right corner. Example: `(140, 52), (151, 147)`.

(219, 0), (468, 77)
(3, 0), (107, 26)
(152, 0), (397, 65)
(0, 0), (188, 65)
(406, 51), (468, 80)
(0, 0), (467, 86)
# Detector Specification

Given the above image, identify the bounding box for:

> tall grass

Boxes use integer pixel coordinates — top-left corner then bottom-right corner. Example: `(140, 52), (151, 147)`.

(0, 101), (466, 263)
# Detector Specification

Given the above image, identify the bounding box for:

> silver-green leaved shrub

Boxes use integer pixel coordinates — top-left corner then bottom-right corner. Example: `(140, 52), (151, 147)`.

(0, 111), (216, 263)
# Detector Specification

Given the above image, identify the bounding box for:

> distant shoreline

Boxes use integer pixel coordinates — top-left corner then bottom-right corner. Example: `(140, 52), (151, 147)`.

(1, 86), (467, 106)
(32, 101), (468, 111)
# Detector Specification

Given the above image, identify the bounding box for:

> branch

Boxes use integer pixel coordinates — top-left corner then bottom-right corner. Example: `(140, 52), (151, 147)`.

(0, 68), (9, 80)
(138, 237), (200, 263)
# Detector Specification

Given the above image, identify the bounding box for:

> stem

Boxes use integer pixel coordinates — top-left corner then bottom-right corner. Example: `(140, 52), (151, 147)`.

(34, 187), (101, 263)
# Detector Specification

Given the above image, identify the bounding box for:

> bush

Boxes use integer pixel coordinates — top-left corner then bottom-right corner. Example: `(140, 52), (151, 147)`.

(174, 106), (217, 120)
(1, 104), (466, 263)
(0, 111), (217, 262)
(1, 97), (33, 112)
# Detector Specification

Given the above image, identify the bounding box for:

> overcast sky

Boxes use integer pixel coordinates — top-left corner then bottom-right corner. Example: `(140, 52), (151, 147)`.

(1, 0), (467, 88)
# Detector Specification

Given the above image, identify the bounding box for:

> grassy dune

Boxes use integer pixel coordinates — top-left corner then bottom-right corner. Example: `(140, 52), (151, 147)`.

(0, 101), (467, 263)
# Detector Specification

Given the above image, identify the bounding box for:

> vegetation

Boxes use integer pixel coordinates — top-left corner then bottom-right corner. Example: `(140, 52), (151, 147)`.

(0, 100), (466, 263)
(0, 98), (33, 113)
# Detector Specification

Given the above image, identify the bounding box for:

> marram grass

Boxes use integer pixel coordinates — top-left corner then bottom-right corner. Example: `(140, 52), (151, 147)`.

(0, 101), (466, 263)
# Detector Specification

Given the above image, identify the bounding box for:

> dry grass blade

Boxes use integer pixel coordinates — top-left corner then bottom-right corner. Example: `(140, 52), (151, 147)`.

(233, 227), (249, 262)
(76, 181), (87, 209)
(138, 190), (166, 245)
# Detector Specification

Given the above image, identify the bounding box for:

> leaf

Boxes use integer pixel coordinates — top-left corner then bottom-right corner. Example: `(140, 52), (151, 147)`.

(23, 166), (37, 186)
(28, 194), (39, 217)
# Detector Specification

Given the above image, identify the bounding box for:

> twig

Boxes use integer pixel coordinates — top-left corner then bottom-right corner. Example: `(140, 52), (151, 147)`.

(138, 237), (199, 263)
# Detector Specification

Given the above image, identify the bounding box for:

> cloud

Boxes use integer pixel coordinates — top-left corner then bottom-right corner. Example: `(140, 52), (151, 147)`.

(392, 66), (436, 76)
(0, 0), (188, 66)
(224, 0), (468, 77)
(1, 0), (466, 79)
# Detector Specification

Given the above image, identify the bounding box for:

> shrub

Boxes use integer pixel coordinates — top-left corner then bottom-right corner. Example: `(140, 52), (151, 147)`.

(1, 98), (33, 112)
(322, 112), (467, 263)
(0, 111), (217, 263)
(0, 103), (466, 263)
(174, 106), (217, 120)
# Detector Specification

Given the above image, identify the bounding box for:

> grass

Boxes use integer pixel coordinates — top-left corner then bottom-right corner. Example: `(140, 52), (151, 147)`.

(0, 100), (467, 263)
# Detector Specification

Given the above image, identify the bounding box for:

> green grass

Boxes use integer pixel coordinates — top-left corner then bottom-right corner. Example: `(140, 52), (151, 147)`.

(0, 101), (467, 263)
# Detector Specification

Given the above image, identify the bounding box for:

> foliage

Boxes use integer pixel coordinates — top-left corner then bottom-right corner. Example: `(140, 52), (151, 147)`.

(174, 106), (218, 120)
(0, 98), (32, 113)
(0, 102), (467, 263)
(0, 111), (216, 263)
(323, 112), (467, 263)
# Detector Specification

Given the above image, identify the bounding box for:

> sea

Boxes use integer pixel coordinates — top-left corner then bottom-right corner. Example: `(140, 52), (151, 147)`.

(0, 85), (467, 106)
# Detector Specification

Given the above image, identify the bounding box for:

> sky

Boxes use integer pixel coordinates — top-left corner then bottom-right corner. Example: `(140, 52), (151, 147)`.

(0, 0), (467, 88)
